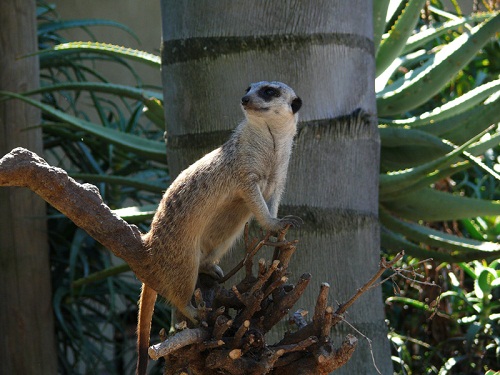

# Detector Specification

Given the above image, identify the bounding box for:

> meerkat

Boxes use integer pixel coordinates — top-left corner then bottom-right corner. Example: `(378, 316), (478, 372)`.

(136, 81), (302, 375)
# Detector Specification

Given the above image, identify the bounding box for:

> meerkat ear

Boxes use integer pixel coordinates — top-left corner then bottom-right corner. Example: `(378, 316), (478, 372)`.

(291, 97), (302, 114)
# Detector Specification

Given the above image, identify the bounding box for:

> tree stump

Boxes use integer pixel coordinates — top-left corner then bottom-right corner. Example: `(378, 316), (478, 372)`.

(148, 228), (358, 374)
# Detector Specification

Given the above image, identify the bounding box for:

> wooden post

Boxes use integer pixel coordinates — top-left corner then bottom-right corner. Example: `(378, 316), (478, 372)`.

(0, 1), (58, 373)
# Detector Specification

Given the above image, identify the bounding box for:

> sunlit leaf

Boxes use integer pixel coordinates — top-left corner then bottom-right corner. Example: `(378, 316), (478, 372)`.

(377, 14), (500, 115)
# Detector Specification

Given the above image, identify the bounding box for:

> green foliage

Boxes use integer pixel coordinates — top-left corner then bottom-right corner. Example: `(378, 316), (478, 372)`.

(377, 13), (500, 115)
(387, 258), (500, 374)
(376, 1), (500, 373)
(17, 2), (170, 373)
(376, 1), (500, 263)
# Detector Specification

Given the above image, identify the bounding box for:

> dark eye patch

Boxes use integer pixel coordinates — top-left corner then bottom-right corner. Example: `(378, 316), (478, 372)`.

(266, 88), (276, 96)
(245, 86), (251, 93)
(258, 86), (281, 101)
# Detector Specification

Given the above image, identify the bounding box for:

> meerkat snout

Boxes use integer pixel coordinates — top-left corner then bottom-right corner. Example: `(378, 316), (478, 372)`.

(241, 95), (250, 105)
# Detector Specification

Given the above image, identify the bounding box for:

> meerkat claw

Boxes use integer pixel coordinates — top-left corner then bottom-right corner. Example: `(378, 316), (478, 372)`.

(280, 215), (303, 228)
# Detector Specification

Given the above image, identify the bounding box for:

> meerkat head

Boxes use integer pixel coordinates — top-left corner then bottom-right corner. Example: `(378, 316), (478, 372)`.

(241, 81), (302, 127)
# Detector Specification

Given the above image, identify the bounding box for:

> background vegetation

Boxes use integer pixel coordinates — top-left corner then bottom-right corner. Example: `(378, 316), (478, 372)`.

(3, 1), (498, 374)
(375, 1), (500, 374)
(34, 3), (169, 373)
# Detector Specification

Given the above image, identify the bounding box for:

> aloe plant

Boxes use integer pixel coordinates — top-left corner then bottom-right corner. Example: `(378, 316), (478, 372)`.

(375, 1), (500, 262)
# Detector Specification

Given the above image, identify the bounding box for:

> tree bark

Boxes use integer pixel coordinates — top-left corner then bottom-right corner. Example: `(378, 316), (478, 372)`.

(160, 1), (392, 373)
(0, 1), (57, 373)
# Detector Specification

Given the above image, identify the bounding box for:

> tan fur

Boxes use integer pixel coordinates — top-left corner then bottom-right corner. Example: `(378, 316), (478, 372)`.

(136, 81), (302, 375)
(136, 284), (157, 375)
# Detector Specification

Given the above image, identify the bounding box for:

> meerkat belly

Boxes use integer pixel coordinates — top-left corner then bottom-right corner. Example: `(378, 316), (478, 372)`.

(262, 180), (277, 202)
(258, 169), (279, 201)
(199, 196), (251, 256)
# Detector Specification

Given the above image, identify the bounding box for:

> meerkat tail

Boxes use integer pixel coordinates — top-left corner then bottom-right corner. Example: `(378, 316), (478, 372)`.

(136, 284), (157, 375)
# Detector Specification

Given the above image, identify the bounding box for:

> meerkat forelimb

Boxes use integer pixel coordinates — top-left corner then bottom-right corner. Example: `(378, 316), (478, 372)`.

(135, 81), (302, 375)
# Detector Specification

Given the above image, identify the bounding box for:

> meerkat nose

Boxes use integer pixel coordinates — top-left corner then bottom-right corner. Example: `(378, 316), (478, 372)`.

(241, 95), (250, 105)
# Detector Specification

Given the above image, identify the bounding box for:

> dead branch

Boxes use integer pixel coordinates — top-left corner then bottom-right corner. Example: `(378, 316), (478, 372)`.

(147, 232), (368, 375)
(331, 251), (405, 325)
(0, 148), (217, 299)
(0, 148), (152, 279)
(149, 328), (210, 360)
(262, 273), (311, 332)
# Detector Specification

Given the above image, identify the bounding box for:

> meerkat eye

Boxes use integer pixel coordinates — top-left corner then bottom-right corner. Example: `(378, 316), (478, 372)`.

(264, 88), (280, 97)
(245, 87), (251, 93)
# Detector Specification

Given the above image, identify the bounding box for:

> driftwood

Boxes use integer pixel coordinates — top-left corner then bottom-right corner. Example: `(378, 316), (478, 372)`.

(0, 147), (403, 374)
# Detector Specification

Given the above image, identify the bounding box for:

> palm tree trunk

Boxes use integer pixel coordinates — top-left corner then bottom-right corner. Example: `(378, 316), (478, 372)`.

(0, 1), (57, 373)
(160, 1), (392, 373)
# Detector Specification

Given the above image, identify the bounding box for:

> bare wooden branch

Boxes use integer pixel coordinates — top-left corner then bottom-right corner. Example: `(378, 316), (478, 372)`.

(313, 282), (330, 333)
(232, 320), (250, 348)
(262, 273), (311, 332)
(145, 230), (371, 374)
(0, 149), (143, 258)
(148, 328), (210, 360)
(0, 148), (158, 283)
(220, 231), (271, 283)
(213, 315), (232, 341)
(332, 251), (405, 325)
(321, 306), (334, 340)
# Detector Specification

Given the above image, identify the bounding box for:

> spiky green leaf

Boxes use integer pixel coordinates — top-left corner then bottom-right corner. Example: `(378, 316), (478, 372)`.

(380, 126), (452, 169)
(70, 173), (166, 193)
(25, 82), (163, 101)
(36, 42), (161, 67)
(380, 79), (500, 128)
(38, 19), (139, 42)
(376, 0), (427, 76)
(380, 117), (500, 171)
(0, 91), (166, 162)
(380, 209), (500, 256)
(382, 188), (500, 221)
(112, 205), (157, 223)
(379, 125), (493, 195)
(373, 0), (392, 53)
(439, 97), (500, 144)
(72, 264), (131, 288)
(402, 13), (493, 54)
(381, 227), (482, 262)
(376, 49), (428, 93)
(377, 14), (500, 115)
(143, 97), (166, 130)
(380, 162), (471, 200)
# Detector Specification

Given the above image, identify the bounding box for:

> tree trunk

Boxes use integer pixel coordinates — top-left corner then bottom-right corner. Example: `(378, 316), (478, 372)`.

(160, 1), (392, 373)
(0, 1), (57, 374)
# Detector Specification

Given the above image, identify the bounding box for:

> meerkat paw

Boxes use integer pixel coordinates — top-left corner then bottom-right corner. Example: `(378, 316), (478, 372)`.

(278, 215), (303, 229)
(265, 215), (303, 234)
(199, 263), (224, 281)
